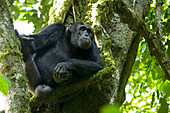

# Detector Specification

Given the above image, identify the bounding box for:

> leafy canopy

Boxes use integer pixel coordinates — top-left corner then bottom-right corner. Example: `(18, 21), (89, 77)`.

(121, 0), (170, 112)
(7, 0), (170, 112)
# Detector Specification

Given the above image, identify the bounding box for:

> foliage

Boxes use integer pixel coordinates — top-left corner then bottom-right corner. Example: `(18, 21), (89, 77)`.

(6, 0), (170, 112)
(0, 74), (11, 95)
(100, 104), (121, 113)
(121, 0), (170, 112)
(10, 0), (53, 33)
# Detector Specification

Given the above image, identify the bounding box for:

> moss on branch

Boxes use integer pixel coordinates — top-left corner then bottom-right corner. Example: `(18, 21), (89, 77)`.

(48, 0), (73, 24)
(112, 0), (170, 80)
(30, 66), (115, 107)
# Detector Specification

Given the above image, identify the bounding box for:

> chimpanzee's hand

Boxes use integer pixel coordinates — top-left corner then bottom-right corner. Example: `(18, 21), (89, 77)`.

(53, 62), (71, 83)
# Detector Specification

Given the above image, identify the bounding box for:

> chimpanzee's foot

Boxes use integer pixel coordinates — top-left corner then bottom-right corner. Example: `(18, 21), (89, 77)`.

(35, 85), (53, 98)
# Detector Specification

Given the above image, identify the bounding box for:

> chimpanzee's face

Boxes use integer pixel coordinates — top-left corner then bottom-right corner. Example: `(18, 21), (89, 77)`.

(77, 24), (94, 50)
(69, 22), (94, 50)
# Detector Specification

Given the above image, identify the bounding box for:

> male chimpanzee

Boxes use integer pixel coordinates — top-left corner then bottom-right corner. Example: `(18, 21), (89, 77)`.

(17, 22), (102, 97)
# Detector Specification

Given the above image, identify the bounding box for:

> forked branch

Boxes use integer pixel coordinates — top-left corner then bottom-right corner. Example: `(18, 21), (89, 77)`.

(112, 0), (170, 80)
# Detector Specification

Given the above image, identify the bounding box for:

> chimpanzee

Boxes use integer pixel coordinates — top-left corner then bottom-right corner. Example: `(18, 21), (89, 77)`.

(16, 22), (102, 97)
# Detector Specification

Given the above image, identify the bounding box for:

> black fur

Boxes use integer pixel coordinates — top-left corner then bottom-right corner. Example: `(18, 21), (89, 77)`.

(16, 22), (102, 97)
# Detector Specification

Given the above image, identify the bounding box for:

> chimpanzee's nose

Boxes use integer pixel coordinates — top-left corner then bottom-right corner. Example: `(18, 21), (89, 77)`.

(85, 33), (88, 36)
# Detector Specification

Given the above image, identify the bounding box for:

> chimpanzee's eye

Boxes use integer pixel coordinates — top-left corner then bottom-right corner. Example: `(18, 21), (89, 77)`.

(80, 26), (86, 31)
(87, 29), (91, 34)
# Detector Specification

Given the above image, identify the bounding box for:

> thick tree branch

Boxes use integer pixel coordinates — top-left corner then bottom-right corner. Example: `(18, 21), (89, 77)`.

(116, 33), (140, 105)
(48, 0), (73, 24)
(112, 0), (170, 80)
(155, 0), (163, 45)
(30, 67), (114, 107)
(0, 0), (30, 112)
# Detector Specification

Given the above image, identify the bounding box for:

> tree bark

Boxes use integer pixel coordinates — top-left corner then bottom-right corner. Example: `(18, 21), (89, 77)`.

(29, 0), (151, 112)
(0, 0), (30, 112)
(112, 0), (170, 80)
(1, 0), (157, 113)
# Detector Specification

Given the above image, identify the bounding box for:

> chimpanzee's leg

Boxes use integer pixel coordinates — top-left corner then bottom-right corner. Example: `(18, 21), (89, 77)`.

(24, 51), (53, 97)
(16, 31), (53, 97)
(15, 30), (40, 88)
(24, 53), (42, 92)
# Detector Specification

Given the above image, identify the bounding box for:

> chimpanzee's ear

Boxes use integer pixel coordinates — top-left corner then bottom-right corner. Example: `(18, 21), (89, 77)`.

(66, 23), (73, 32)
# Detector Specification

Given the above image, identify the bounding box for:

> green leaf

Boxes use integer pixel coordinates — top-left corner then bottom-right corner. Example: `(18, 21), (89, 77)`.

(151, 92), (155, 107)
(165, 6), (170, 18)
(10, 5), (20, 20)
(100, 104), (121, 113)
(133, 84), (139, 96)
(0, 74), (11, 95)
(151, 69), (156, 80)
(158, 98), (168, 113)
(27, 0), (37, 4)
(161, 81), (170, 97)
(156, 90), (159, 99)
(166, 40), (170, 57)
(141, 43), (147, 53)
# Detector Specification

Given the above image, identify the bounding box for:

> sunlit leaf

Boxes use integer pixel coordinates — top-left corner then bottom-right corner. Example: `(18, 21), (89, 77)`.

(161, 81), (170, 97)
(158, 98), (168, 113)
(100, 104), (121, 113)
(27, 0), (37, 4)
(0, 74), (11, 95)
(166, 40), (170, 56)
(165, 6), (170, 18)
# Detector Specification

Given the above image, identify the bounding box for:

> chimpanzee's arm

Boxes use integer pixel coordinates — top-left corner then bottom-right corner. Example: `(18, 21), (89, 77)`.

(53, 43), (102, 83)
(20, 22), (66, 54)
(66, 44), (102, 77)
(66, 59), (102, 77)
(53, 58), (102, 83)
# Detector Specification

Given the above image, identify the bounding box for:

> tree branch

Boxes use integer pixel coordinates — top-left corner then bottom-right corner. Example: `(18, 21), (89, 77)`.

(0, 0), (30, 112)
(116, 33), (140, 105)
(155, 0), (163, 45)
(30, 67), (114, 107)
(112, 0), (170, 80)
(48, 0), (73, 24)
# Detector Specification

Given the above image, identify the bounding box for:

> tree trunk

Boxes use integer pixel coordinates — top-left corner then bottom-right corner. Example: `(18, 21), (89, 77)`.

(0, 0), (154, 113)
(29, 0), (151, 112)
(0, 0), (30, 112)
